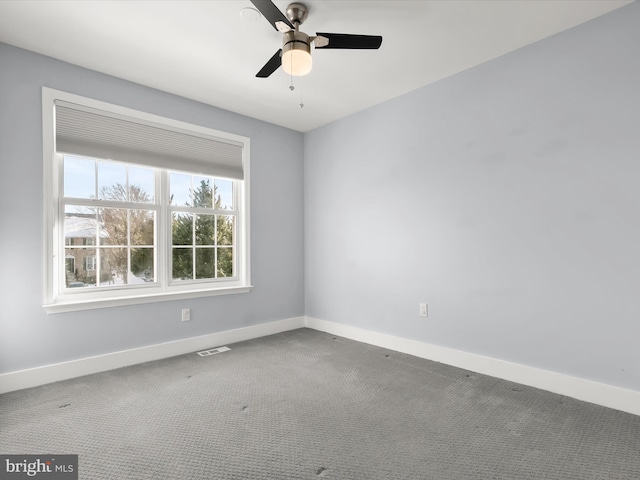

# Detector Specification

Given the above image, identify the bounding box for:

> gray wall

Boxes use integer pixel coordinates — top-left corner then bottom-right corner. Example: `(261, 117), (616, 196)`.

(304, 3), (640, 391)
(2, 2), (639, 393)
(0, 43), (305, 374)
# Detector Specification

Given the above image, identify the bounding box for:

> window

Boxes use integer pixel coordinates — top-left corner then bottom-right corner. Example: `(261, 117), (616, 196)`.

(43, 88), (251, 312)
(84, 256), (97, 272)
(62, 155), (157, 288)
(169, 173), (236, 281)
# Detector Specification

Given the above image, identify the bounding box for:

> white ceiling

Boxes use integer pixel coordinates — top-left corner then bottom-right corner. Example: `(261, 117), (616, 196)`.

(0, 0), (633, 132)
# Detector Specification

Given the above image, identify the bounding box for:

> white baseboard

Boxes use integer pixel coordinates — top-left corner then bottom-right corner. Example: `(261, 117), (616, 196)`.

(304, 316), (640, 417)
(0, 316), (305, 394)
(4, 315), (638, 417)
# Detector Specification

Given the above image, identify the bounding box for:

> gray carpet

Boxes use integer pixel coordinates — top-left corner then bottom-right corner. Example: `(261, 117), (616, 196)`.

(1, 328), (639, 479)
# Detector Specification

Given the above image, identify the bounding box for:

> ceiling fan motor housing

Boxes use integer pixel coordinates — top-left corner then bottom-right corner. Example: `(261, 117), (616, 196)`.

(286, 3), (308, 26)
(282, 30), (311, 53)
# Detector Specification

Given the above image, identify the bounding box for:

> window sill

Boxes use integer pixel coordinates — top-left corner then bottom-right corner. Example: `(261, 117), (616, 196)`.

(43, 285), (253, 314)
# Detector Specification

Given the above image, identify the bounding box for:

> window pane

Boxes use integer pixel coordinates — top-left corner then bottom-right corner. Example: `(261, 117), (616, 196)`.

(170, 172), (191, 207)
(64, 247), (96, 287)
(131, 210), (154, 246)
(172, 213), (192, 245)
(64, 206), (98, 247)
(172, 248), (193, 280)
(99, 247), (127, 286)
(129, 166), (155, 203)
(98, 162), (127, 201)
(195, 214), (215, 246)
(195, 248), (215, 279)
(217, 215), (234, 246)
(100, 208), (128, 245)
(217, 247), (233, 277)
(64, 156), (95, 199)
(215, 179), (233, 210)
(131, 248), (154, 283)
(193, 176), (213, 208)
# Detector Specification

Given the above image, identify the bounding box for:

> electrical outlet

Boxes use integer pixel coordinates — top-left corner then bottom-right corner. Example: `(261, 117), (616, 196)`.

(181, 308), (191, 322)
(419, 303), (428, 317)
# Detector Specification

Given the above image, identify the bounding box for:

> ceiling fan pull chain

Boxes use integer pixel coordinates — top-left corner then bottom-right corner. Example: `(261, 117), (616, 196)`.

(299, 79), (304, 109)
(289, 74), (295, 91)
(289, 56), (295, 91)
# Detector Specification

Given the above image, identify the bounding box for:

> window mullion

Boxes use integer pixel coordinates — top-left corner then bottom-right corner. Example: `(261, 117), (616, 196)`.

(159, 170), (168, 291)
(55, 153), (64, 297)
(95, 205), (101, 288)
(126, 209), (131, 286)
(191, 212), (196, 281)
(233, 179), (240, 282)
(94, 159), (99, 200)
(62, 197), (157, 210)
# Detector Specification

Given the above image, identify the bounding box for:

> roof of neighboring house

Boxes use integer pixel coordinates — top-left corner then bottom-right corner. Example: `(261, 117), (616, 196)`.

(64, 214), (109, 239)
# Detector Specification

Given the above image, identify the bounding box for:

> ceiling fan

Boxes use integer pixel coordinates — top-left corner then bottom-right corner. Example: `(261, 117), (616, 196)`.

(249, 0), (383, 78)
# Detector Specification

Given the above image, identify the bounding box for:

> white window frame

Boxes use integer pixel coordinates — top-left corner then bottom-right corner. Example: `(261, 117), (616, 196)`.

(42, 87), (251, 313)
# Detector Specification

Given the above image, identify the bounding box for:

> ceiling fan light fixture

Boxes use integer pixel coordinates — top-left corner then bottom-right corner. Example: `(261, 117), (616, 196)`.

(282, 31), (312, 76)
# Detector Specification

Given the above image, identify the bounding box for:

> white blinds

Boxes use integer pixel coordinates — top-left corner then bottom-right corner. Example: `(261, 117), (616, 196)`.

(55, 101), (244, 180)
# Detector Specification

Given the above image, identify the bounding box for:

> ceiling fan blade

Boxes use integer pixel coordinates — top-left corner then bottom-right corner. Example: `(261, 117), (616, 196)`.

(256, 49), (282, 78)
(314, 33), (383, 49)
(250, 0), (294, 31)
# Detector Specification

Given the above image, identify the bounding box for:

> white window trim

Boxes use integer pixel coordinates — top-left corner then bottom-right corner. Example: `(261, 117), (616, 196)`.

(42, 87), (252, 314)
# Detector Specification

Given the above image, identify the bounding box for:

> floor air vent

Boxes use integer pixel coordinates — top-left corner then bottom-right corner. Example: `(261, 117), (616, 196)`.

(197, 346), (230, 357)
